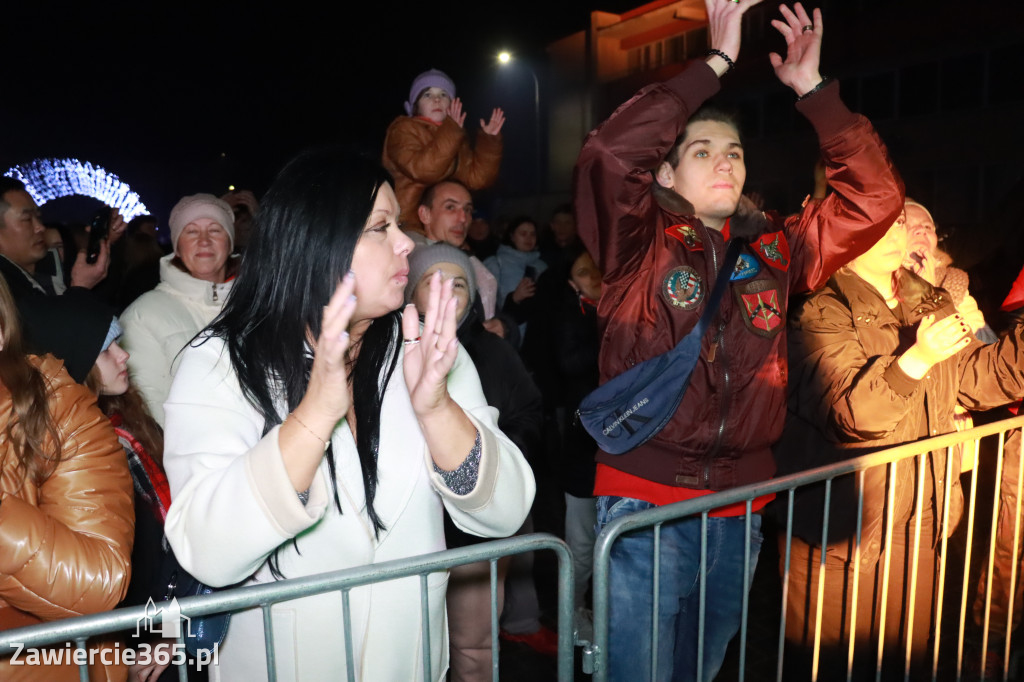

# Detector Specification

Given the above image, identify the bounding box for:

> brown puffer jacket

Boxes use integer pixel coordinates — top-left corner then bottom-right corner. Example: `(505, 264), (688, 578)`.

(777, 268), (1024, 563)
(382, 115), (502, 234)
(0, 354), (134, 681)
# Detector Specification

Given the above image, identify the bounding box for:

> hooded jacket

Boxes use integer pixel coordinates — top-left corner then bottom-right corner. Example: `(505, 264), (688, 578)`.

(574, 59), (905, 492)
(0, 355), (134, 681)
(777, 269), (1024, 561)
(119, 253), (234, 425)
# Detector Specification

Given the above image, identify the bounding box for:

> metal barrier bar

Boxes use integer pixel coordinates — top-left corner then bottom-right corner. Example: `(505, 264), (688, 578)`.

(0, 533), (574, 681)
(932, 446), (954, 681)
(591, 415), (1024, 681)
(848, 469), (866, 682)
(490, 558), (499, 681)
(904, 452), (926, 681)
(776, 489), (794, 682)
(1005, 432), (1024, 680)
(981, 432), (1006, 679)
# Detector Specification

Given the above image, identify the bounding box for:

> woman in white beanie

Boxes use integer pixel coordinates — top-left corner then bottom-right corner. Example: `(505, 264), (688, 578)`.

(382, 67), (506, 236)
(119, 193), (238, 425)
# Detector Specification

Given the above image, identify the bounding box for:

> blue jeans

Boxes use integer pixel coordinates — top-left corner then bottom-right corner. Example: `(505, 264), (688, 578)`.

(596, 496), (763, 682)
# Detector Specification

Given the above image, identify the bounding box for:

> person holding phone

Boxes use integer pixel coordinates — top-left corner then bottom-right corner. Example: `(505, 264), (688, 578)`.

(0, 177), (116, 300)
(484, 217), (547, 340)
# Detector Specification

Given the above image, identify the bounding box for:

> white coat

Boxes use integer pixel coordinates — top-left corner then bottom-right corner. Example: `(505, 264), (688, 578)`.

(163, 334), (535, 682)
(119, 254), (234, 425)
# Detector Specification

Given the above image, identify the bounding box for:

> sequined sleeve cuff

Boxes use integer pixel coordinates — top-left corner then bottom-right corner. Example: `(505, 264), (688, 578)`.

(433, 430), (482, 495)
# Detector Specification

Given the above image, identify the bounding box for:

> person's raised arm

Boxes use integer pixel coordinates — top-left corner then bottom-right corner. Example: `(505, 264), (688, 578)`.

(574, 0), (761, 282)
(771, 3), (904, 291)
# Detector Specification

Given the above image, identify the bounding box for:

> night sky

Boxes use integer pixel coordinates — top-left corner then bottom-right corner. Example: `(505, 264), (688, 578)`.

(4, 1), (639, 224)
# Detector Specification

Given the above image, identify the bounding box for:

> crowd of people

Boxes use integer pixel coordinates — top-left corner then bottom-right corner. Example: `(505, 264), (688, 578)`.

(2, 0), (1024, 681)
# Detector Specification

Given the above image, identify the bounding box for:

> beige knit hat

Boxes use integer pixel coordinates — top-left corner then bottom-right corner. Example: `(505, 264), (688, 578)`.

(168, 194), (235, 253)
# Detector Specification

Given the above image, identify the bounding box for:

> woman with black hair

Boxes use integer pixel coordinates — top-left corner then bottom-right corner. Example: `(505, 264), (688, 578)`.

(162, 150), (535, 681)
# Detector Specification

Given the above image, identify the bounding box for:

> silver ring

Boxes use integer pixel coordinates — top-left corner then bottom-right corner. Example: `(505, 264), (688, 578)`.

(403, 337), (421, 346)
(802, 25), (814, 32)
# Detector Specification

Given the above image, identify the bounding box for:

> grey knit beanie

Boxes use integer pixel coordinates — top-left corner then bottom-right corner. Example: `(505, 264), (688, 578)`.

(405, 243), (477, 321)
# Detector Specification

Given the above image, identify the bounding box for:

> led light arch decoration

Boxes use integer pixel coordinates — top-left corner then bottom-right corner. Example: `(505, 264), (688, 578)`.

(5, 158), (150, 221)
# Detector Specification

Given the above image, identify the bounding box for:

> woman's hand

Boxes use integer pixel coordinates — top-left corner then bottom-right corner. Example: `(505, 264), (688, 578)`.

(511, 277), (536, 303)
(402, 270), (460, 418)
(481, 108), (506, 135)
(769, 3), (824, 96)
(705, 0), (763, 69)
(295, 272), (358, 435)
(897, 313), (973, 379)
(448, 97), (467, 128)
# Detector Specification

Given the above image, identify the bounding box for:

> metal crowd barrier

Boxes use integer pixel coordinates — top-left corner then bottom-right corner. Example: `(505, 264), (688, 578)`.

(0, 533), (574, 682)
(587, 415), (1024, 682)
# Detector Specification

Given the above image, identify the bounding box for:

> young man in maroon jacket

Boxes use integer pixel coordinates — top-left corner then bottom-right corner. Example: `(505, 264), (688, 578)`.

(573, 1), (905, 679)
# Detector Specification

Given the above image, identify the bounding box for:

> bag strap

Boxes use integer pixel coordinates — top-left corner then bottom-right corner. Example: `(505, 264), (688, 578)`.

(679, 238), (744, 349)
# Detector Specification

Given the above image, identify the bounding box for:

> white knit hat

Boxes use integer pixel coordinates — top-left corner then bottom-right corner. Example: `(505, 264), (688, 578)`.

(168, 194), (236, 253)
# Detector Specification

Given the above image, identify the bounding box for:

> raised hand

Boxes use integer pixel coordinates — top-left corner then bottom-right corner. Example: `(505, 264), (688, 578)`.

(705, 0), (764, 67)
(402, 270), (460, 418)
(108, 209), (127, 246)
(70, 238), (110, 289)
(899, 312), (973, 379)
(448, 97), (467, 128)
(300, 272), (358, 430)
(769, 3), (824, 96)
(480, 108), (506, 135)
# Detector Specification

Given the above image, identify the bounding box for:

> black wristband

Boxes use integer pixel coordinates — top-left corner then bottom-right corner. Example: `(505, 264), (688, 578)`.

(705, 49), (735, 74)
(796, 77), (832, 102)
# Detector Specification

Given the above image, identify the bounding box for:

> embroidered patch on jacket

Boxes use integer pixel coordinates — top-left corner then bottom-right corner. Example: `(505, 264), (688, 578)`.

(754, 231), (790, 271)
(730, 253), (761, 282)
(665, 224), (703, 251)
(662, 266), (704, 310)
(734, 279), (784, 338)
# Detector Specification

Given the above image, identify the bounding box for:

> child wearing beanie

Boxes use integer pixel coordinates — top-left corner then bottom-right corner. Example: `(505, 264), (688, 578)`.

(382, 68), (506, 236)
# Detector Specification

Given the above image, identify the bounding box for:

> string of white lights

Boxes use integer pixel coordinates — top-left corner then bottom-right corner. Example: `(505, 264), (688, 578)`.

(5, 158), (150, 221)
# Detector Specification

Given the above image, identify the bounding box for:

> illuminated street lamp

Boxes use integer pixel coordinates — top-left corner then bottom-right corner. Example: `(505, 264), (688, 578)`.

(497, 50), (542, 201)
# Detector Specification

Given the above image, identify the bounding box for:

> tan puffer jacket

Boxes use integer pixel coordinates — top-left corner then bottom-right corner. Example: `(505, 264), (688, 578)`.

(0, 354), (134, 681)
(382, 115), (502, 235)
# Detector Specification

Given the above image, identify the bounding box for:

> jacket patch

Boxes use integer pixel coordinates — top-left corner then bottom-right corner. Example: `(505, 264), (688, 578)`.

(662, 266), (704, 310)
(730, 254), (761, 282)
(755, 231), (790, 271)
(665, 224), (703, 252)
(735, 279), (784, 338)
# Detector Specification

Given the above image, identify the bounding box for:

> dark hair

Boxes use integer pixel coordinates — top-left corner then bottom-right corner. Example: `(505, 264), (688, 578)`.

(664, 104), (743, 169)
(0, 177), (26, 217)
(502, 215), (537, 247)
(205, 148), (399, 545)
(550, 203), (573, 220)
(419, 178), (470, 209)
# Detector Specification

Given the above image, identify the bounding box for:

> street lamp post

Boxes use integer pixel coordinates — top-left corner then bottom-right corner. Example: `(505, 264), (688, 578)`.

(497, 51), (542, 211)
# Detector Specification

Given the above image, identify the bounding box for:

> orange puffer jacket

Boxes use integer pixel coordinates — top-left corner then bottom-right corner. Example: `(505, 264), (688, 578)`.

(0, 354), (134, 681)
(382, 115), (502, 234)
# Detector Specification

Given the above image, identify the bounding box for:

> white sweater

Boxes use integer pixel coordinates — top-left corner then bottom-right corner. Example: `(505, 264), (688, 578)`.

(163, 334), (535, 682)
(119, 254), (233, 425)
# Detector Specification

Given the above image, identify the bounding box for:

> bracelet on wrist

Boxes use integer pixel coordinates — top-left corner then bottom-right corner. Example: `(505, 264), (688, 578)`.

(705, 49), (735, 75)
(797, 77), (833, 102)
(288, 412), (330, 451)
